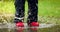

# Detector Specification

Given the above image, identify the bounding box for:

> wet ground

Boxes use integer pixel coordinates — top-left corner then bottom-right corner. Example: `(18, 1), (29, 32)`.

(0, 23), (60, 32)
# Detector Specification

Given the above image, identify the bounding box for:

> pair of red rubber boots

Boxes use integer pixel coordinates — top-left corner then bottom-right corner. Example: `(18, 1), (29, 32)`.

(16, 21), (39, 30)
(16, 21), (39, 27)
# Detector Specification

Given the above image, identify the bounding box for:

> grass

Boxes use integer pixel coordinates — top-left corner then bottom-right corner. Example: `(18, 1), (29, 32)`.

(0, 0), (60, 24)
(0, 0), (60, 32)
(38, 0), (60, 16)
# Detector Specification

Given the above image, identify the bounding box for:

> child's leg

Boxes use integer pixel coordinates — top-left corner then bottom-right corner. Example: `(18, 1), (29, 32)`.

(14, 0), (25, 23)
(27, 0), (38, 23)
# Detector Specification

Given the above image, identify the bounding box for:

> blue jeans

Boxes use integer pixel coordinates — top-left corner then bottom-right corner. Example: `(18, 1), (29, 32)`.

(14, 0), (38, 23)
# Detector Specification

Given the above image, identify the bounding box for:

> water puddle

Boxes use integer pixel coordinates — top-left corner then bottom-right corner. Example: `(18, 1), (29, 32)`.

(0, 23), (60, 32)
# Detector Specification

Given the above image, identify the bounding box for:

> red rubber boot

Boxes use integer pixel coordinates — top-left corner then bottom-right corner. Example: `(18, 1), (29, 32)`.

(16, 22), (24, 27)
(16, 22), (24, 32)
(29, 22), (39, 30)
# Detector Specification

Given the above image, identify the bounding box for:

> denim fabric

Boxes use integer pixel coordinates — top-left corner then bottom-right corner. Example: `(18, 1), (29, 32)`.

(14, 0), (38, 23)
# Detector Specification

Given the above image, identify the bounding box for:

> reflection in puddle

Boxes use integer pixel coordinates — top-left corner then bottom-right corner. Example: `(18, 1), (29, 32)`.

(0, 28), (39, 32)
(0, 23), (60, 32)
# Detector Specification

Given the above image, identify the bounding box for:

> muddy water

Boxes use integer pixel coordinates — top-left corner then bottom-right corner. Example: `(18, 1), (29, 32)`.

(0, 23), (60, 32)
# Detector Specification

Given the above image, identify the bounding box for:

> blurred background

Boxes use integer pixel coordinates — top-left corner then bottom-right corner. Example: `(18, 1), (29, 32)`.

(0, 0), (60, 32)
(0, 0), (60, 24)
